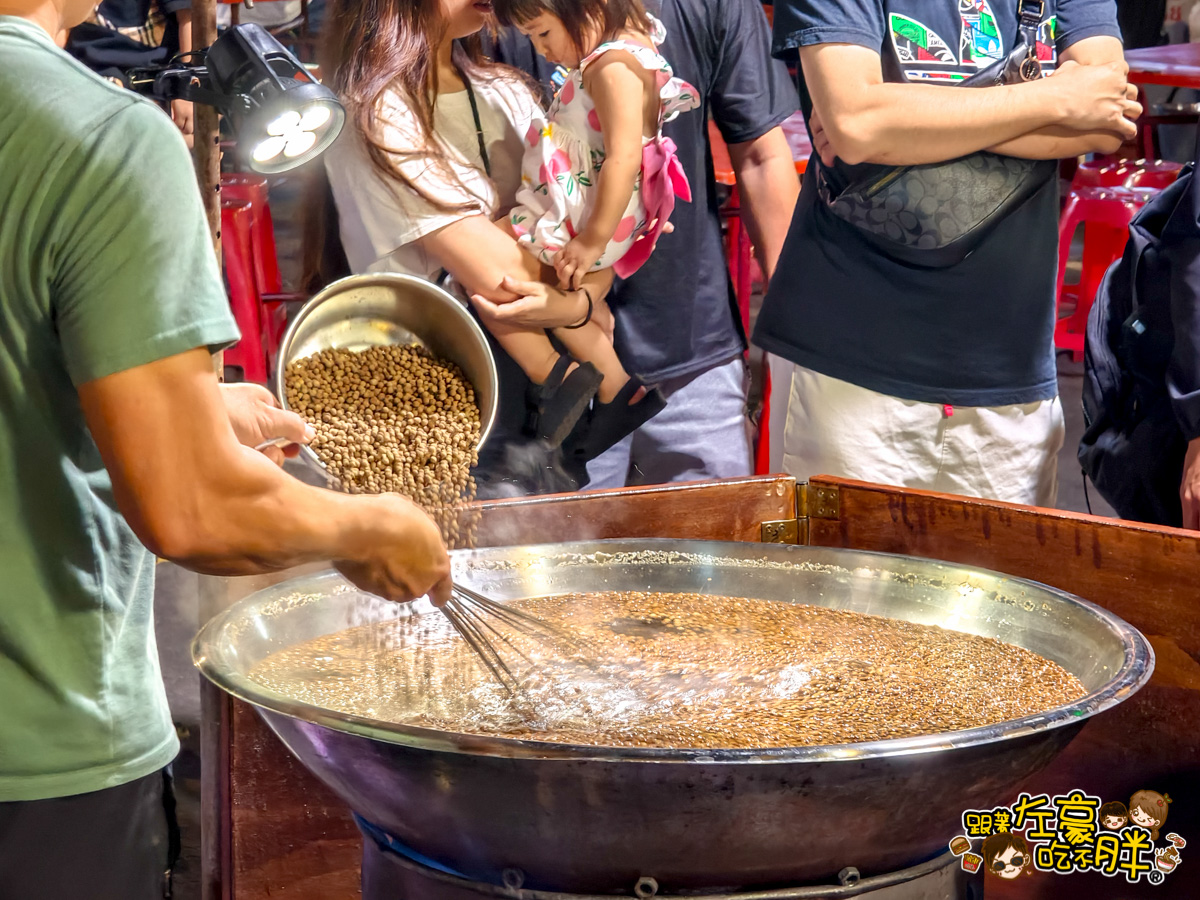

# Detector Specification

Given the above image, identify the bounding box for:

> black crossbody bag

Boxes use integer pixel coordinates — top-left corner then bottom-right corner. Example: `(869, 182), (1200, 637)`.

(816, 0), (1058, 268)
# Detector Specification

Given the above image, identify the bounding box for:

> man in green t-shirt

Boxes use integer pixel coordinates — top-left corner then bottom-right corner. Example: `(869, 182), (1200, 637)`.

(0, 2), (455, 897)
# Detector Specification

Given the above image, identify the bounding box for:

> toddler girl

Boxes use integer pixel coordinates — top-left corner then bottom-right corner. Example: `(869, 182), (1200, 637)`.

(488, 0), (699, 456)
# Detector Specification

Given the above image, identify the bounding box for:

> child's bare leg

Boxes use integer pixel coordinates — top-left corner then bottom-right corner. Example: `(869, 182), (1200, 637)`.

(552, 322), (631, 403)
(487, 319), (563, 385)
(553, 269), (645, 404)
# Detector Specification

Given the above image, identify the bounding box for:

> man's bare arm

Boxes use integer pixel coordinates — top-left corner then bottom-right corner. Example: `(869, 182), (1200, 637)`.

(79, 348), (452, 603)
(802, 42), (1139, 166)
(728, 126), (800, 284)
(986, 37), (1136, 158)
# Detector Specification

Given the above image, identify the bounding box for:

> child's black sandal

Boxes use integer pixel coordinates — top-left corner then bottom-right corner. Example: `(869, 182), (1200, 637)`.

(569, 376), (667, 462)
(525, 354), (604, 447)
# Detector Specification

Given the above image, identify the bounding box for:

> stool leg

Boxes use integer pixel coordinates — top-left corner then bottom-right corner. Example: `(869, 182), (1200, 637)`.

(755, 366), (771, 476)
(221, 204), (269, 384)
(736, 215), (753, 337)
(1054, 195), (1082, 340)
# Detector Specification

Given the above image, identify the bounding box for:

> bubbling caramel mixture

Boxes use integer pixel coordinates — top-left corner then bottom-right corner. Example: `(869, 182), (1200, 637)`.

(249, 591), (1086, 750)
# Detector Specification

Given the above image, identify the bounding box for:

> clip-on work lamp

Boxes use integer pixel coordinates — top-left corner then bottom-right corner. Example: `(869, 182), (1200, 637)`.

(130, 24), (344, 173)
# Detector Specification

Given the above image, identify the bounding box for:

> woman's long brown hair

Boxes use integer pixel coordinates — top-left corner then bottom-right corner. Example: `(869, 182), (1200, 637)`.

(301, 0), (498, 290)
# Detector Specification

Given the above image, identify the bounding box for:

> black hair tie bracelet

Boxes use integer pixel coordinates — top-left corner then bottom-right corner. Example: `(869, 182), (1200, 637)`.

(563, 286), (594, 330)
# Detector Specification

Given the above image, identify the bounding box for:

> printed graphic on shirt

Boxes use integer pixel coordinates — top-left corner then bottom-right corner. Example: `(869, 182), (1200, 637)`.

(1036, 17), (1058, 62)
(959, 0), (1004, 67)
(890, 13), (958, 65)
(891, 3), (1058, 83)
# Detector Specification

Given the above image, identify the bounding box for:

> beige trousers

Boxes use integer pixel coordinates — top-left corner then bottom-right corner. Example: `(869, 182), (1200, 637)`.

(777, 363), (1065, 508)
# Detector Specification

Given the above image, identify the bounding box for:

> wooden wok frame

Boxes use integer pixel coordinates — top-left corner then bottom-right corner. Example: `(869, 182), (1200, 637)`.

(200, 476), (1200, 900)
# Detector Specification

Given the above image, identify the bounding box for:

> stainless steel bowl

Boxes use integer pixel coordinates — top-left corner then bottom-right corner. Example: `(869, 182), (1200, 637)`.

(274, 273), (499, 474)
(193, 540), (1153, 892)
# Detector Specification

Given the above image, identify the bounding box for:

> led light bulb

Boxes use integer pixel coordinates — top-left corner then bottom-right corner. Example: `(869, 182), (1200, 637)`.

(283, 130), (318, 159)
(266, 110), (302, 137)
(252, 135), (288, 163)
(298, 104), (332, 132)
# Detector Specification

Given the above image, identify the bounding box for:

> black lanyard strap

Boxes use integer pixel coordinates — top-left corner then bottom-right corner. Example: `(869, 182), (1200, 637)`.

(457, 63), (492, 177)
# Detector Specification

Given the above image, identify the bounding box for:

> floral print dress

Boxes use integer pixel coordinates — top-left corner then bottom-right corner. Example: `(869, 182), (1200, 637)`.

(509, 16), (700, 279)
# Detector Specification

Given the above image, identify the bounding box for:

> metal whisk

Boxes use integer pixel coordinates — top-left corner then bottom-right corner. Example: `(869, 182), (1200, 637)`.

(441, 584), (584, 694)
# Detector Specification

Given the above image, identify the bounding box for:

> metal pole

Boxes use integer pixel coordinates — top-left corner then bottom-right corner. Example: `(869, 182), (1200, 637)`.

(192, 0), (220, 255)
(191, 0), (223, 379)
(194, 1), (226, 892)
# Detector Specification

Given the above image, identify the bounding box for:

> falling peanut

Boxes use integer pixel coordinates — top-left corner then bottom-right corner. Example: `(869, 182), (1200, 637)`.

(284, 344), (481, 548)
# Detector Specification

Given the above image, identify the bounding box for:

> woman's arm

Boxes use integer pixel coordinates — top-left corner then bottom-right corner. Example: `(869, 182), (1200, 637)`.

(417, 214), (601, 330)
(419, 213), (548, 301)
(553, 51), (648, 288)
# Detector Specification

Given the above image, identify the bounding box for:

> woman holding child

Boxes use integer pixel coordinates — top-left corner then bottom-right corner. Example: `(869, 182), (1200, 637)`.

(321, 0), (695, 470)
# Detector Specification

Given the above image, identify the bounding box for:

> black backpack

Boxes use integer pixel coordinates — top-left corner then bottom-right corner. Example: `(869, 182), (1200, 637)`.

(1078, 164), (1200, 528)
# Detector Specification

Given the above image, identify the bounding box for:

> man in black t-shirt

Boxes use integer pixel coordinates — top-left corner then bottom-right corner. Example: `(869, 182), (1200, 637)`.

(1117, 0), (1166, 49)
(489, 0), (800, 488)
(587, 0), (800, 487)
(754, 0), (1141, 506)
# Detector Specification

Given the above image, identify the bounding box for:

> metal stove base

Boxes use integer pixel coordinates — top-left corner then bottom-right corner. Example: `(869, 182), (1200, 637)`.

(360, 840), (985, 900)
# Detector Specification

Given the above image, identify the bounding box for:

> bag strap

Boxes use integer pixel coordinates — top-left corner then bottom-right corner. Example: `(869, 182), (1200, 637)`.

(960, 0), (1046, 86)
(435, 56), (492, 295)
(462, 78), (491, 177)
(1014, 0), (1046, 81)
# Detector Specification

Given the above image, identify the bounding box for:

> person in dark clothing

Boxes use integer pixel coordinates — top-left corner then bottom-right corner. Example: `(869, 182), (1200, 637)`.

(489, 0), (801, 488)
(1079, 139), (1200, 530)
(65, 0), (195, 145)
(1116, 0), (1166, 49)
(756, 0), (1141, 507)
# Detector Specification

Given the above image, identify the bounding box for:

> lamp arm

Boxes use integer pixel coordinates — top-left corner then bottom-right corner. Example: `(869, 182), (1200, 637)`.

(127, 66), (250, 117)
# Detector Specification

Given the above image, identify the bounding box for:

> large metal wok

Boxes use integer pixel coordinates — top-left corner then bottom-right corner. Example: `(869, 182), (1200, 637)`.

(193, 540), (1153, 892)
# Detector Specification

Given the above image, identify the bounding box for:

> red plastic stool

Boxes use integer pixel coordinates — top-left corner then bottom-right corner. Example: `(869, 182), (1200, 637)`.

(220, 174), (299, 376)
(220, 199), (270, 383)
(1072, 157), (1184, 191)
(221, 174), (283, 294)
(1055, 186), (1159, 360)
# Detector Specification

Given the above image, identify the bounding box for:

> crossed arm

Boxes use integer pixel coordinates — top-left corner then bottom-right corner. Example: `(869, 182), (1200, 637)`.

(802, 36), (1140, 167)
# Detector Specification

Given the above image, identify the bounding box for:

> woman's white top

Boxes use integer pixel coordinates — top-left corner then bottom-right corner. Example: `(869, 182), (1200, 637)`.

(324, 60), (541, 281)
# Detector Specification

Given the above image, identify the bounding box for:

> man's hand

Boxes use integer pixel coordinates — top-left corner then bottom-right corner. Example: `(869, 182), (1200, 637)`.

(554, 236), (605, 290)
(1182, 438), (1200, 530)
(809, 107), (835, 168)
(1049, 60), (1141, 140)
(171, 99), (195, 149)
(220, 382), (313, 466)
(335, 494), (453, 606)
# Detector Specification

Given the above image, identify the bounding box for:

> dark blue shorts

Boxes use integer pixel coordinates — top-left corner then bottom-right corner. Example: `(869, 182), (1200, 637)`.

(0, 769), (177, 900)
